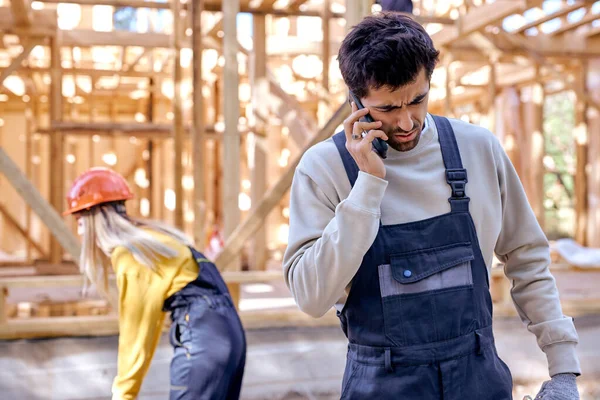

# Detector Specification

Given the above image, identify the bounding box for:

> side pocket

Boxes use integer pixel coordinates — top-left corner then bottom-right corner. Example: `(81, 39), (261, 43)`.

(340, 359), (360, 400)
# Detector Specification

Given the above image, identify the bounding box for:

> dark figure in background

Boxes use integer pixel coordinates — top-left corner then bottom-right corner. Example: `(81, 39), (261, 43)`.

(378, 0), (413, 14)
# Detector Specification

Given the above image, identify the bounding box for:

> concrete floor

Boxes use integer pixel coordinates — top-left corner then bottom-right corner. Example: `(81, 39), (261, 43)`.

(0, 314), (599, 400)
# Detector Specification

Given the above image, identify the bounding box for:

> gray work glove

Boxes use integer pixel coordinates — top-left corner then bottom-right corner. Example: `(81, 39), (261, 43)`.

(534, 373), (579, 400)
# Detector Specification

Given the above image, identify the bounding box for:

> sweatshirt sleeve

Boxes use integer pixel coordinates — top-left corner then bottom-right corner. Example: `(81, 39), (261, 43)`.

(283, 166), (388, 318)
(492, 136), (580, 377)
(111, 256), (167, 400)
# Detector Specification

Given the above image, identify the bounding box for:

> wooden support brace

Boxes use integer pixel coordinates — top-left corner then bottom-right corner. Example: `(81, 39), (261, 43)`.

(10, 0), (33, 27)
(0, 40), (39, 87)
(0, 147), (81, 262)
(215, 103), (349, 271)
(0, 204), (47, 257)
(0, 286), (6, 325)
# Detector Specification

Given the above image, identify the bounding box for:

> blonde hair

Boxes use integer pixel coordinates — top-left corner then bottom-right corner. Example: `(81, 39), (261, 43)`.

(77, 203), (194, 300)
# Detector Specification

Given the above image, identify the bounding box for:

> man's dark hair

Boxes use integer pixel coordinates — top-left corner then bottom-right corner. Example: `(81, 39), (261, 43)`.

(338, 12), (440, 98)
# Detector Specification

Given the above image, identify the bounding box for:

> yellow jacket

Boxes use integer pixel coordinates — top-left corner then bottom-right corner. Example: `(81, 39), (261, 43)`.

(110, 230), (198, 400)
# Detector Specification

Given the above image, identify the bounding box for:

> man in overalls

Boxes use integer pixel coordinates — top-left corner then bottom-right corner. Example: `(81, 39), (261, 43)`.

(283, 12), (581, 399)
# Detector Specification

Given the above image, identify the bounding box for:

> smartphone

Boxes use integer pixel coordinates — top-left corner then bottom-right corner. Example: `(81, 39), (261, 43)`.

(349, 91), (388, 159)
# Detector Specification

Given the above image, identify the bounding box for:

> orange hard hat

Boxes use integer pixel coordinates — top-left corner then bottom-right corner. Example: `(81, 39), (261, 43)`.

(63, 167), (134, 216)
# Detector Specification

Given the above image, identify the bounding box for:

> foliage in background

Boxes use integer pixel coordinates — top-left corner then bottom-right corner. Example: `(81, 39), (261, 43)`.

(543, 91), (575, 240)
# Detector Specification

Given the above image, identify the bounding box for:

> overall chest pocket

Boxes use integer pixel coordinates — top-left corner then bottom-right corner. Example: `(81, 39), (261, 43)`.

(379, 242), (478, 346)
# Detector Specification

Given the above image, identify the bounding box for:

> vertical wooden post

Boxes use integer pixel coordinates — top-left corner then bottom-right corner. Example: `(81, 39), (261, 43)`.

(172, 0), (184, 230)
(0, 286), (6, 325)
(444, 54), (453, 118)
(575, 62), (589, 245)
(222, 0), (241, 271)
(317, 0), (331, 126)
(522, 75), (545, 229)
(49, 36), (64, 264)
(25, 102), (33, 262)
(249, 13), (267, 271)
(345, 0), (372, 32)
(488, 59), (497, 132)
(192, 0), (206, 247)
(146, 77), (155, 217)
(223, 0), (241, 306)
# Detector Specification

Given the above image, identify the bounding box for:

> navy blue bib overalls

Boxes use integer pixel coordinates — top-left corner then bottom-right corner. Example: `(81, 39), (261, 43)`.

(163, 247), (246, 400)
(332, 116), (513, 399)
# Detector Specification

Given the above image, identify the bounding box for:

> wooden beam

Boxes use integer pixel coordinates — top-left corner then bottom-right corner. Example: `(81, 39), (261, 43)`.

(49, 36), (64, 264)
(250, 13), (267, 271)
(222, 0), (241, 270)
(0, 40), (39, 87)
(192, 0), (206, 247)
(512, 2), (586, 34)
(344, 0), (372, 32)
(0, 148), (81, 262)
(215, 103), (349, 271)
(124, 48), (151, 71)
(36, 0), (345, 17)
(522, 77), (545, 228)
(288, 0), (309, 10)
(575, 62), (588, 245)
(267, 78), (317, 147)
(5, 66), (169, 79)
(432, 0), (528, 48)
(550, 7), (599, 36)
(0, 8), (56, 35)
(172, 0), (184, 230)
(0, 204), (47, 257)
(38, 122), (227, 137)
(10, 0), (33, 27)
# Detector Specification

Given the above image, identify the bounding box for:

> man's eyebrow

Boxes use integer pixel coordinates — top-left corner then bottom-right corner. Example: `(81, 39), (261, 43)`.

(372, 91), (429, 110)
(410, 91), (428, 104)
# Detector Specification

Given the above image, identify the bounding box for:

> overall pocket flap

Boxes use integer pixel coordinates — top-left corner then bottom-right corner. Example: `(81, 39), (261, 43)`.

(390, 242), (474, 284)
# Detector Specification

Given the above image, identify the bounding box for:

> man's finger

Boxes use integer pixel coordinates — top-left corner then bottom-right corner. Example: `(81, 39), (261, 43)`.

(353, 120), (382, 135)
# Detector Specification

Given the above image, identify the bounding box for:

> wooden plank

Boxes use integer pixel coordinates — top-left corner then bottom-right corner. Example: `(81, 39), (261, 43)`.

(288, 0), (309, 10)
(575, 62), (588, 245)
(192, 0), (206, 247)
(0, 204), (47, 257)
(3, 66), (170, 79)
(432, 0), (528, 48)
(250, 14), (267, 271)
(10, 0), (33, 27)
(512, 2), (586, 34)
(36, 0), (345, 17)
(550, 7), (599, 36)
(0, 148), (81, 262)
(172, 0), (184, 229)
(0, 270), (283, 288)
(0, 286), (6, 324)
(49, 35), (64, 264)
(215, 103), (349, 271)
(0, 307), (342, 339)
(344, 0), (371, 32)
(522, 78), (545, 228)
(267, 78), (317, 146)
(0, 40), (39, 86)
(222, 0), (241, 270)
(0, 8), (56, 33)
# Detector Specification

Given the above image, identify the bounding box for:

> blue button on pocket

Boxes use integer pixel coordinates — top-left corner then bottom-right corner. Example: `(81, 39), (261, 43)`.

(403, 270), (412, 278)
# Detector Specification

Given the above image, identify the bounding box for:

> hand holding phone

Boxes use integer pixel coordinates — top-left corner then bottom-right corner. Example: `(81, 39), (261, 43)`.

(349, 92), (388, 159)
(342, 93), (389, 179)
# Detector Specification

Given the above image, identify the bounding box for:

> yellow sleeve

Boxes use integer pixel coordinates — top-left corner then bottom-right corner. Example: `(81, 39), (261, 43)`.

(111, 267), (166, 400)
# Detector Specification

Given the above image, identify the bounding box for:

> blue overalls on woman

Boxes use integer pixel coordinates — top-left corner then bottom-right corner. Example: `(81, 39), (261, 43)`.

(163, 249), (247, 399)
(332, 115), (513, 399)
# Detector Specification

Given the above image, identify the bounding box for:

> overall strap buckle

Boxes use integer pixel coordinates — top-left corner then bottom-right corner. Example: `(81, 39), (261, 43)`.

(446, 168), (468, 199)
(446, 168), (470, 212)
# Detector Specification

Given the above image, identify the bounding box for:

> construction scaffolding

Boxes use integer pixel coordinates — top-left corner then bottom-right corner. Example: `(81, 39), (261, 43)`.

(0, 0), (600, 339)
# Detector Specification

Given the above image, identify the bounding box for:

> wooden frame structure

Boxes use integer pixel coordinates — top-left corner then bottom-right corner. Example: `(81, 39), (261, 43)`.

(1, 0), (600, 336)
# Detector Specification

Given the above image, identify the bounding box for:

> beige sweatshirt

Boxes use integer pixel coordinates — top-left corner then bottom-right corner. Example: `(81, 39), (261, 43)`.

(283, 113), (580, 377)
